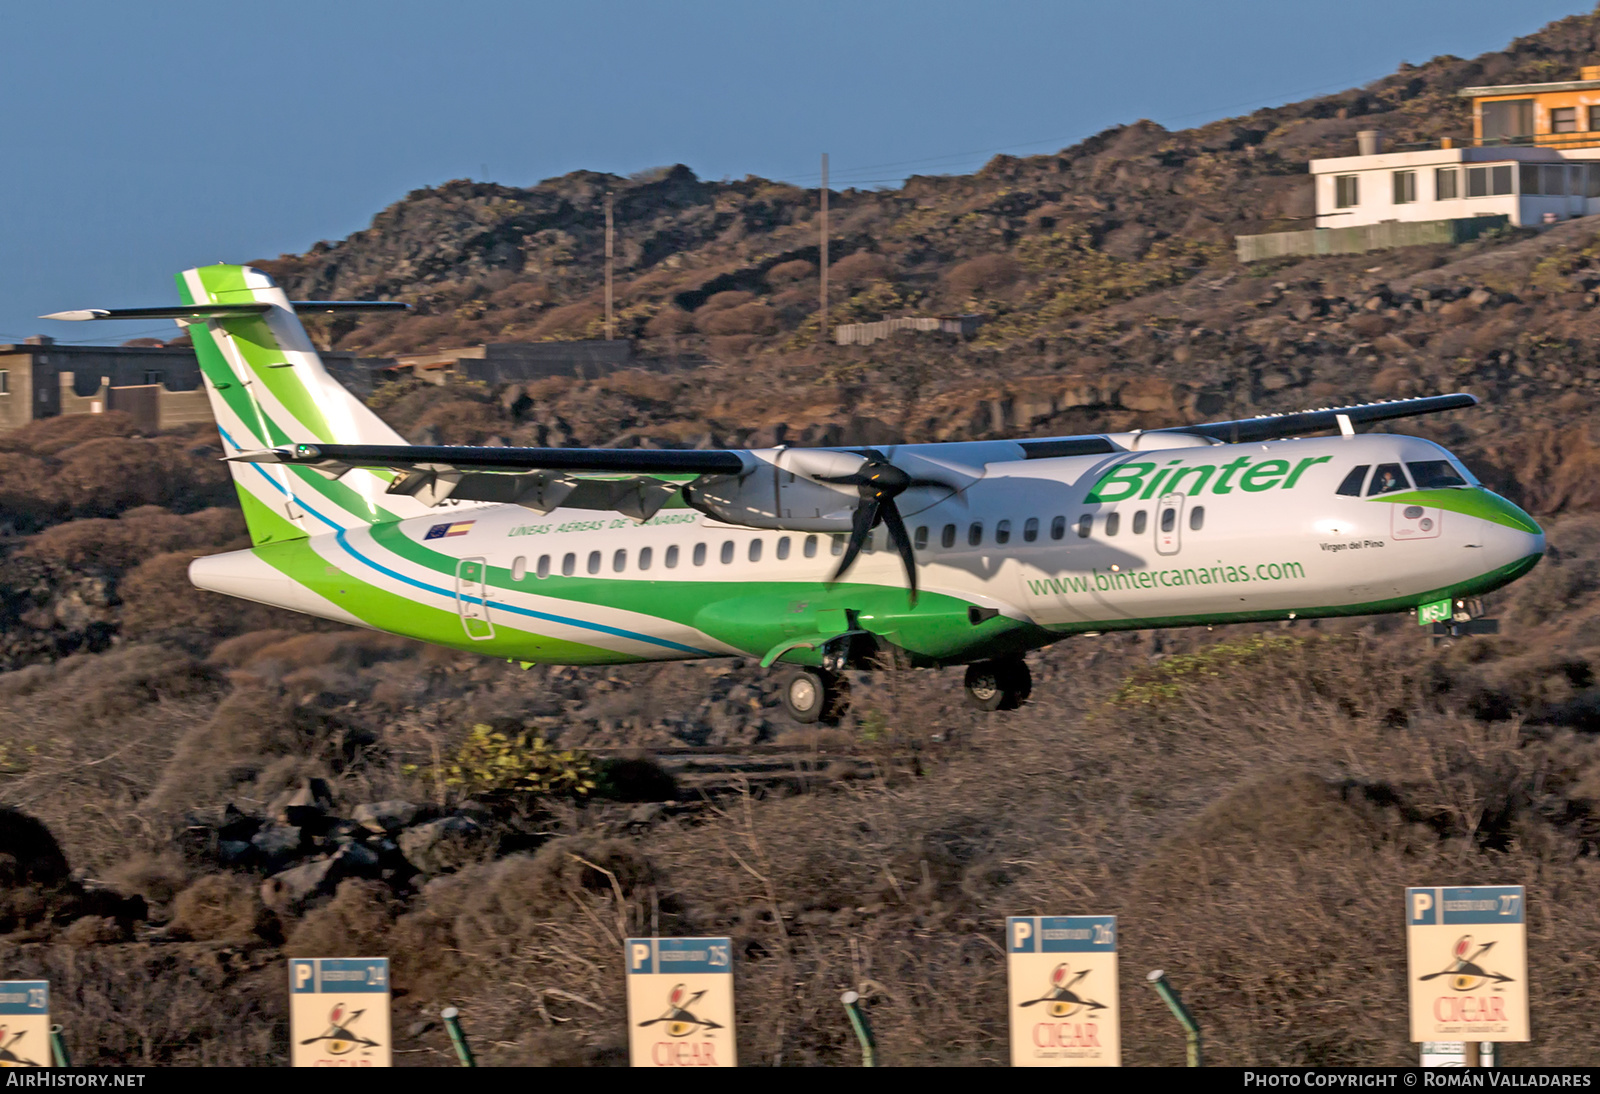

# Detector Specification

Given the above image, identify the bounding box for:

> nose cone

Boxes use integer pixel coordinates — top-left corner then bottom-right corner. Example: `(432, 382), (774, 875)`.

(1469, 490), (1544, 582)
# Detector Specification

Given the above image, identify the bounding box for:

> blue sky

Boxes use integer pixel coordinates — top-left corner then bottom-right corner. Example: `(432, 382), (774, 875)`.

(0, 0), (1586, 343)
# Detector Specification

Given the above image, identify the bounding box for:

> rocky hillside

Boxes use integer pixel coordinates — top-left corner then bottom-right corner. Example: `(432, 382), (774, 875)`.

(2, 7), (1600, 1067)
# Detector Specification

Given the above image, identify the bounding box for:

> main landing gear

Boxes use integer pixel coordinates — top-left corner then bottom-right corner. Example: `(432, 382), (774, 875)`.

(780, 667), (851, 725)
(963, 658), (1032, 712)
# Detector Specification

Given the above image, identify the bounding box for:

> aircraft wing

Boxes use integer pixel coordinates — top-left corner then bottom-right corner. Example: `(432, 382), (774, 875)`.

(1147, 392), (1478, 444)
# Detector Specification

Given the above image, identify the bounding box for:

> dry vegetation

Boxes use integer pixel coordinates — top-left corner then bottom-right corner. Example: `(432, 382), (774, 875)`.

(1, 9), (1600, 1067)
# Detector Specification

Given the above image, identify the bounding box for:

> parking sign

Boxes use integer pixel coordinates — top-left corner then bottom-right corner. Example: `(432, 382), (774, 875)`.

(289, 958), (391, 1066)
(1406, 886), (1528, 1043)
(0, 981), (49, 1067)
(1007, 916), (1119, 1066)
(625, 937), (735, 1067)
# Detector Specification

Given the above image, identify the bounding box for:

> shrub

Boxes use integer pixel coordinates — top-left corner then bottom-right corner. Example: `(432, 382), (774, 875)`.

(697, 302), (778, 336)
(426, 724), (598, 799)
(830, 252), (893, 288)
(766, 259), (815, 286)
(169, 874), (271, 942)
(645, 307), (694, 337)
(106, 852), (189, 908)
(944, 253), (1022, 298)
(285, 879), (399, 957)
(698, 290), (756, 313)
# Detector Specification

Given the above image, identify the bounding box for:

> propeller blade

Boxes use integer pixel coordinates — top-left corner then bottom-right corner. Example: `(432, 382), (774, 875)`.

(829, 499), (879, 584)
(880, 498), (919, 605)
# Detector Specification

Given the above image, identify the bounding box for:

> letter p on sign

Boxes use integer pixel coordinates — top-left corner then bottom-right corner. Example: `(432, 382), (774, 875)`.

(293, 961), (313, 990)
(1011, 919), (1032, 951)
(1411, 890), (1433, 922)
(630, 942), (651, 971)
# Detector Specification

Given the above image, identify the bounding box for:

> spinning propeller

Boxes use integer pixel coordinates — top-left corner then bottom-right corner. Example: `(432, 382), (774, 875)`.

(817, 451), (951, 604)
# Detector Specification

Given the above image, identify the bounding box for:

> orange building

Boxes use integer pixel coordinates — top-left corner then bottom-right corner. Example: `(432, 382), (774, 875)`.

(1464, 65), (1600, 149)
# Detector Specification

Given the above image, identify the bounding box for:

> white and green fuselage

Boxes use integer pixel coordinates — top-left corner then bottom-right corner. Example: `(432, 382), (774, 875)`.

(80, 266), (1547, 668)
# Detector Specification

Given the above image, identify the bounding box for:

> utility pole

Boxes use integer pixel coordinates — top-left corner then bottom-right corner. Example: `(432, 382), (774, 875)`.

(604, 191), (615, 341)
(819, 153), (829, 346)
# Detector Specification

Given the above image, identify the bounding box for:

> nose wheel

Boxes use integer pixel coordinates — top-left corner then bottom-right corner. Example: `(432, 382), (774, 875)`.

(964, 658), (1031, 711)
(780, 667), (850, 725)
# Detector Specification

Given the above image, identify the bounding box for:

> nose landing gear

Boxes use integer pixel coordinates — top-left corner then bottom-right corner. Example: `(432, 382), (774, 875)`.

(780, 667), (851, 725)
(963, 658), (1031, 711)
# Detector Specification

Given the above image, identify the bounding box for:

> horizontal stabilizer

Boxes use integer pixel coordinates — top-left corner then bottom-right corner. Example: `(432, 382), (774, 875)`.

(42, 301), (408, 322)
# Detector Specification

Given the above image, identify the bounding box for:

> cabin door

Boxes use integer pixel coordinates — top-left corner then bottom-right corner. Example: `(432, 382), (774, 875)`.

(455, 557), (496, 641)
(1155, 494), (1184, 556)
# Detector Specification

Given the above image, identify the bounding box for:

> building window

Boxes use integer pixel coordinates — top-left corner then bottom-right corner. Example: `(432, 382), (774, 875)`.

(1492, 164), (1513, 195)
(0, 371), (8, 395)
(1521, 163), (1542, 195)
(1590, 105), (1600, 133)
(1392, 170), (1416, 204)
(1481, 99), (1534, 144)
(1334, 175), (1359, 208)
(1552, 107), (1578, 134)
(1544, 164), (1567, 196)
(1467, 166), (1488, 197)
(1435, 167), (1458, 200)
(1587, 164), (1600, 198)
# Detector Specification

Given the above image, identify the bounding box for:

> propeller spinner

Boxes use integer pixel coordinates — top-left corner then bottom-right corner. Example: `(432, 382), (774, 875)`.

(817, 451), (948, 603)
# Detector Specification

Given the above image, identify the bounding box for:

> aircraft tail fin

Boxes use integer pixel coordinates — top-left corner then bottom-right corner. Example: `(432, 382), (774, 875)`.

(176, 265), (433, 545)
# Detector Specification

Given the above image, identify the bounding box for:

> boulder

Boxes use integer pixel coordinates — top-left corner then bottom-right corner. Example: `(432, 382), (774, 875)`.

(250, 826), (303, 867)
(329, 842), (381, 877)
(398, 816), (481, 876)
(352, 801), (423, 834)
(275, 777), (333, 827)
(260, 858), (339, 915)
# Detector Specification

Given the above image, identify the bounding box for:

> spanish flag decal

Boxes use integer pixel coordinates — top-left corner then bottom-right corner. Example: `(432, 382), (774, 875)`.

(424, 520), (476, 540)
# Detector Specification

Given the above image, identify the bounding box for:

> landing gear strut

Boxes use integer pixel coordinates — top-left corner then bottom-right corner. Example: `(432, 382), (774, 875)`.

(780, 667), (850, 725)
(964, 658), (1031, 712)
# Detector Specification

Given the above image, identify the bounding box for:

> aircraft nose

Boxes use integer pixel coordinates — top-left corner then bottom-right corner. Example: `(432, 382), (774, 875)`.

(1472, 491), (1543, 575)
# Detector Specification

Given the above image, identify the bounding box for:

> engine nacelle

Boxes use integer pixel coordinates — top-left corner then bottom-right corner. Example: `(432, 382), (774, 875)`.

(682, 448), (959, 532)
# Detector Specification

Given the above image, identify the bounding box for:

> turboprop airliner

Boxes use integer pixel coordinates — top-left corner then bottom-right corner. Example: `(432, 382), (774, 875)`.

(46, 265), (1545, 723)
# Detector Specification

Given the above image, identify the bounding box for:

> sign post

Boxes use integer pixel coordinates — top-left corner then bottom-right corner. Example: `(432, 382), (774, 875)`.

(289, 958), (391, 1067)
(1006, 916), (1120, 1067)
(0, 981), (50, 1067)
(1406, 886), (1528, 1054)
(625, 937), (735, 1068)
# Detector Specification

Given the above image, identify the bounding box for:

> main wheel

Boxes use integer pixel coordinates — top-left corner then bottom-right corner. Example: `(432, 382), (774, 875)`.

(781, 668), (849, 725)
(964, 659), (1031, 712)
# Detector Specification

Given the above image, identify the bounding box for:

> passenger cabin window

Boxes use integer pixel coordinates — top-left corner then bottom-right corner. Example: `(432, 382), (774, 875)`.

(1189, 506), (1205, 531)
(721, 541), (735, 564)
(1367, 463), (1410, 496)
(613, 550), (627, 573)
(1050, 516), (1066, 540)
(1104, 512), (1120, 536)
(1023, 517), (1038, 542)
(913, 526), (928, 551)
(1406, 460), (1468, 489)
(1132, 510), (1147, 535)
(968, 522), (983, 547)
(776, 536), (791, 560)
(693, 543), (707, 566)
(942, 524), (957, 548)
(561, 552), (576, 577)
(511, 556), (526, 582)
(1076, 515), (1091, 539)
(1336, 465), (1370, 497)
(748, 539), (762, 563)
(803, 535), (818, 558)
(1161, 508), (1176, 533)
(639, 547), (653, 570)
(831, 535), (844, 556)
(588, 551), (602, 574)
(536, 554), (550, 579)
(995, 520), (1011, 545)
(665, 545), (679, 568)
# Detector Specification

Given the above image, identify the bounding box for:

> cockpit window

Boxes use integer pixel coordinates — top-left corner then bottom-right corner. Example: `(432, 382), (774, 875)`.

(1406, 460), (1468, 489)
(1335, 465), (1369, 497)
(1366, 463), (1411, 496)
